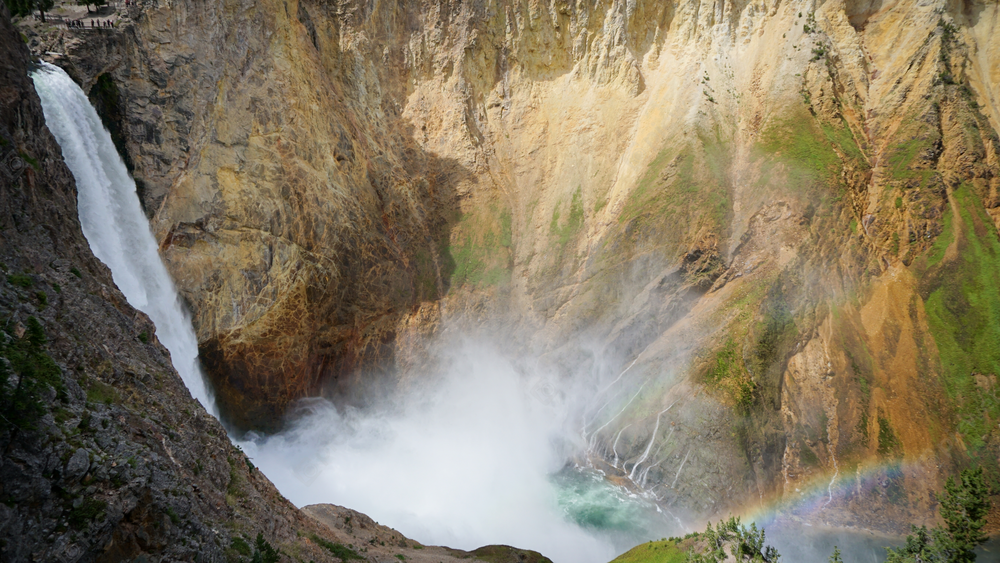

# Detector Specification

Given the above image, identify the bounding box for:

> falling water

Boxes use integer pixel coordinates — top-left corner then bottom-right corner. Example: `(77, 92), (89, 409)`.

(30, 62), (215, 415)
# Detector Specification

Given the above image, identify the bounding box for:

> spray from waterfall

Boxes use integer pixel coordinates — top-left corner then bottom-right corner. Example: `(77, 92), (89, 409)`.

(30, 62), (216, 416)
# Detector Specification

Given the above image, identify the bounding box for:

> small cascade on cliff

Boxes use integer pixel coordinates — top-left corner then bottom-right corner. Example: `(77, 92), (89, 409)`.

(30, 62), (215, 415)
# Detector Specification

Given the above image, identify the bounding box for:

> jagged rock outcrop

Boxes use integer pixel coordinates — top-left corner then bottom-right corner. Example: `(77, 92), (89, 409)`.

(16, 0), (1000, 534)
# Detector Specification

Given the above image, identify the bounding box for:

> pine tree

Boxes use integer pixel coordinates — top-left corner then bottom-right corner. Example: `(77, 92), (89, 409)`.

(939, 466), (989, 563)
(884, 466), (991, 563)
(35, 0), (53, 22)
(2, 0), (33, 18)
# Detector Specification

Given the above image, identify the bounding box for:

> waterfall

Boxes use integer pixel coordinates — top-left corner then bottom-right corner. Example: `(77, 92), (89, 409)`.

(30, 62), (215, 415)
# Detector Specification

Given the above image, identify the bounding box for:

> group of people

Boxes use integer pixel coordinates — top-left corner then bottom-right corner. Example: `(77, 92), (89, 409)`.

(66, 18), (115, 29)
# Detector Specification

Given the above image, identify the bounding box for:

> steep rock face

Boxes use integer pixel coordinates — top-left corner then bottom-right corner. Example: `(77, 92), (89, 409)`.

(0, 5), (347, 559)
(20, 0), (1000, 532)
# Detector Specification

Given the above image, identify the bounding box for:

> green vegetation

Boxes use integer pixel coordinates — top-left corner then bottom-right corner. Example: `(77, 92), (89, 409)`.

(138, 331), (149, 344)
(811, 44), (828, 62)
(77, 0), (106, 13)
(759, 116), (847, 189)
(885, 466), (990, 563)
(620, 144), (729, 236)
(442, 204), (513, 289)
(35, 291), (47, 306)
(0, 316), (65, 431)
(86, 380), (118, 405)
(20, 153), (39, 171)
(166, 506), (180, 525)
(251, 532), (280, 563)
(549, 187), (585, 248)
(609, 540), (687, 563)
(226, 458), (244, 503)
(918, 185), (1000, 453)
(856, 410), (871, 447)
(803, 11), (818, 34)
(67, 498), (106, 530)
(230, 536), (253, 556)
(6, 274), (32, 288)
(468, 545), (553, 563)
(704, 338), (757, 415)
(309, 533), (363, 561)
(688, 517), (780, 563)
(70, 267), (82, 279)
(877, 414), (902, 457)
(800, 443), (820, 467)
(2, 0), (52, 21)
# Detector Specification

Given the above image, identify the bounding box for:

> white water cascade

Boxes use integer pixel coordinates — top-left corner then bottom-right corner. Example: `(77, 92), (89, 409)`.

(30, 62), (215, 415)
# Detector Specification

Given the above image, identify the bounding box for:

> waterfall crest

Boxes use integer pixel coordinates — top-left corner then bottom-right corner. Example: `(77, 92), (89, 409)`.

(31, 62), (215, 416)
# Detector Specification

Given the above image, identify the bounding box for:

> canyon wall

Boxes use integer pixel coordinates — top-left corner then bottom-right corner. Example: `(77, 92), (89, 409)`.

(20, 0), (1000, 532)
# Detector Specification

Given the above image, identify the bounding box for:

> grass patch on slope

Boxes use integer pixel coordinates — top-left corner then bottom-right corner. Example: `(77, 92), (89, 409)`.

(758, 113), (865, 189)
(441, 204), (513, 289)
(610, 540), (688, 563)
(613, 130), (731, 268)
(918, 184), (1000, 453)
(620, 148), (729, 233)
(550, 187), (585, 248)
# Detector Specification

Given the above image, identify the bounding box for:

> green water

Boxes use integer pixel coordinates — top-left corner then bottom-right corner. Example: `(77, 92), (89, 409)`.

(550, 466), (681, 553)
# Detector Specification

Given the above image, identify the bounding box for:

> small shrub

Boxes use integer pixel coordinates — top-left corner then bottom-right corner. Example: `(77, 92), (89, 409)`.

(68, 498), (107, 530)
(19, 153), (38, 171)
(35, 291), (47, 306)
(310, 534), (364, 560)
(86, 381), (118, 405)
(70, 267), (82, 278)
(138, 331), (148, 344)
(877, 415), (901, 456)
(166, 506), (180, 525)
(6, 274), (32, 288)
(0, 316), (65, 430)
(231, 536), (252, 556)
